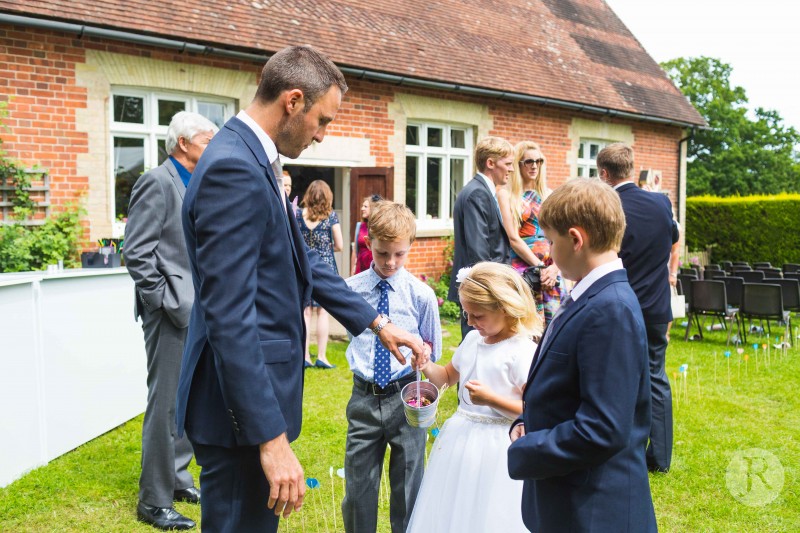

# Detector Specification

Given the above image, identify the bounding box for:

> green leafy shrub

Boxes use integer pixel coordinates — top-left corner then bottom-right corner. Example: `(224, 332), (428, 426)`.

(685, 194), (800, 265)
(0, 206), (84, 273)
(420, 235), (459, 320)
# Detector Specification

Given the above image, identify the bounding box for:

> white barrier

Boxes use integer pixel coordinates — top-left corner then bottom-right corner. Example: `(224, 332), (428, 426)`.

(0, 268), (146, 488)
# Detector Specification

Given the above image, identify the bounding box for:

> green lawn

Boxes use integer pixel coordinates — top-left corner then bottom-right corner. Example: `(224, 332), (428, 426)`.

(1, 319), (798, 532)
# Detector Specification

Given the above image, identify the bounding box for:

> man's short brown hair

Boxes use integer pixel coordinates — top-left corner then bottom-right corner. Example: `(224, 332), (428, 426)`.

(255, 45), (348, 110)
(367, 201), (416, 243)
(475, 137), (513, 173)
(539, 178), (626, 252)
(596, 143), (634, 183)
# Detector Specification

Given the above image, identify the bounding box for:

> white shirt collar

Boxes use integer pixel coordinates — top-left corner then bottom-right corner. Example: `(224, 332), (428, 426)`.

(569, 258), (624, 301)
(236, 110), (279, 165)
(477, 172), (497, 198)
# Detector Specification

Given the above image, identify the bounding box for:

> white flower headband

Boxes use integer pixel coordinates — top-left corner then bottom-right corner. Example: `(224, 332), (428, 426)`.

(455, 267), (490, 291)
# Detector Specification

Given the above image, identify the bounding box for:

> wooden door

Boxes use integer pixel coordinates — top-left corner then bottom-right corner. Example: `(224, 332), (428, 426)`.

(349, 167), (394, 233)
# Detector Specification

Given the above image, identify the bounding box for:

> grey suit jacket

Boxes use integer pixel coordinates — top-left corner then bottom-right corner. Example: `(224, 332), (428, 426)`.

(124, 158), (194, 329)
(448, 174), (510, 301)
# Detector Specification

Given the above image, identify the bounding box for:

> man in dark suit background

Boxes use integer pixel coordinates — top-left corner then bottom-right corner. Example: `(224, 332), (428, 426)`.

(125, 111), (218, 530)
(448, 136), (513, 338)
(599, 142), (679, 473)
(177, 46), (424, 533)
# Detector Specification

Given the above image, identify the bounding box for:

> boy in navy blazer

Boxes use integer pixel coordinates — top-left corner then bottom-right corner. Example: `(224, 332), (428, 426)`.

(508, 178), (657, 532)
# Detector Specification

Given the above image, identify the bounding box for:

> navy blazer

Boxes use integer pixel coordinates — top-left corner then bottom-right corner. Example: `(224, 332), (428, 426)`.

(616, 182), (677, 324)
(508, 269), (657, 532)
(448, 174), (510, 301)
(176, 117), (376, 448)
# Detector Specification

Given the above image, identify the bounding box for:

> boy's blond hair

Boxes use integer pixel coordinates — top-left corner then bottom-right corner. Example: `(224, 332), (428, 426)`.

(539, 178), (626, 253)
(458, 262), (542, 337)
(596, 143), (634, 183)
(367, 200), (416, 243)
(475, 136), (513, 173)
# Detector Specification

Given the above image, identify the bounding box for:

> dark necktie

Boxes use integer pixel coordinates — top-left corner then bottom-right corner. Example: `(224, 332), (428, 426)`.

(540, 293), (573, 347)
(374, 280), (392, 387)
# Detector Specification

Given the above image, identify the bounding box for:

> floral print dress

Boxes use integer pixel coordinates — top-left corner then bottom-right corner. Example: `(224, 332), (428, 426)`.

(297, 210), (340, 307)
(509, 190), (564, 326)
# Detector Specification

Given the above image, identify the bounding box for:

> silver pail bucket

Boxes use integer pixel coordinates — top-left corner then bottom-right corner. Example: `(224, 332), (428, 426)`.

(401, 381), (440, 428)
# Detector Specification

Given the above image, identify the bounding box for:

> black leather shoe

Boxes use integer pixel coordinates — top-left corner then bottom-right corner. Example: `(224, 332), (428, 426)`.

(173, 486), (201, 504)
(137, 501), (195, 530)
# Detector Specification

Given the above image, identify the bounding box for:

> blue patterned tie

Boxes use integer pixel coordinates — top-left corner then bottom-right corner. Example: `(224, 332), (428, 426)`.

(374, 280), (392, 388)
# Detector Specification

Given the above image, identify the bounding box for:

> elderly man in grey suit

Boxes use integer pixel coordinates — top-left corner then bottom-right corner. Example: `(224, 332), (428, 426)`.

(448, 136), (513, 338)
(125, 111), (218, 530)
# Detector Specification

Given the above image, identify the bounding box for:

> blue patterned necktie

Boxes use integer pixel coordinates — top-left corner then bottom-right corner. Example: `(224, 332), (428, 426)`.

(374, 280), (392, 388)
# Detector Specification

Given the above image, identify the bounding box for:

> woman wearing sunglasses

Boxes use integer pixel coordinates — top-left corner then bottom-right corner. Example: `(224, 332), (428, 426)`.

(497, 141), (564, 327)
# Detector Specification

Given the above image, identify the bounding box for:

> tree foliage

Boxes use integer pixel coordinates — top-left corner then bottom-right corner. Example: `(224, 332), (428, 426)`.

(662, 57), (800, 197)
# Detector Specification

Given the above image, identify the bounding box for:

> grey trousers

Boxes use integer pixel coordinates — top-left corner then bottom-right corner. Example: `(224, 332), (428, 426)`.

(139, 306), (194, 507)
(342, 383), (426, 533)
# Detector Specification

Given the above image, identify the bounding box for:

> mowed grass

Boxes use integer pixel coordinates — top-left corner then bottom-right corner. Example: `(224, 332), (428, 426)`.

(1, 319), (798, 532)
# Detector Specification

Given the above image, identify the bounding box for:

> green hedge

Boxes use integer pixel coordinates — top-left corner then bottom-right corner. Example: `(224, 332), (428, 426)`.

(685, 194), (800, 265)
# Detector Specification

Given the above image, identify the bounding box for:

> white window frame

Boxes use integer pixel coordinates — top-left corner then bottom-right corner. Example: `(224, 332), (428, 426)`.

(109, 88), (235, 222)
(576, 139), (609, 178)
(405, 122), (473, 230)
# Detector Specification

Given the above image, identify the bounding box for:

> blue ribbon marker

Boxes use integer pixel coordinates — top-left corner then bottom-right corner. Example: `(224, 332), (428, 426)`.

(431, 428), (440, 439)
(306, 478), (320, 489)
(724, 351), (731, 358)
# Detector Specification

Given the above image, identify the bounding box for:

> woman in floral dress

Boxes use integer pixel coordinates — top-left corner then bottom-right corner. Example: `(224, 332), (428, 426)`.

(296, 180), (342, 368)
(497, 141), (564, 326)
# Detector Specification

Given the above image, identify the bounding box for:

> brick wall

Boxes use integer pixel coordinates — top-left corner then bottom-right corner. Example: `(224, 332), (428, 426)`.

(1, 24), (685, 278)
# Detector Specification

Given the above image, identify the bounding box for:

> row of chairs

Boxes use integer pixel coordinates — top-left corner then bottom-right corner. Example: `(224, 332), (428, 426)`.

(678, 276), (798, 346)
(680, 263), (800, 281)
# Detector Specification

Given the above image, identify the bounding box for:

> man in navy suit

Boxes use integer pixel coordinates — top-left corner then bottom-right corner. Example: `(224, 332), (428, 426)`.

(448, 136), (512, 338)
(508, 178), (656, 532)
(598, 143), (678, 473)
(177, 46), (424, 533)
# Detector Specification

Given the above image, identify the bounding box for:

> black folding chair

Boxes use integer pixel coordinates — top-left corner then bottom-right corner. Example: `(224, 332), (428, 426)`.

(685, 280), (740, 346)
(738, 270), (765, 283)
(678, 273), (697, 305)
(764, 278), (800, 314)
(680, 267), (700, 278)
(782, 263), (800, 274)
(721, 260), (733, 273)
(733, 261), (751, 268)
(756, 267), (782, 278)
(739, 283), (791, 343)
(705, 269), (726, 280)
(784, 272), (800, 282)
(722, 276), (745, 309)
(753, 262), (772, 269)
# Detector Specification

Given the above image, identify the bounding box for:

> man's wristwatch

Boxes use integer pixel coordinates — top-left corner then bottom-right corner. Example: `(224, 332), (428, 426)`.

(371, 314), (392, 335)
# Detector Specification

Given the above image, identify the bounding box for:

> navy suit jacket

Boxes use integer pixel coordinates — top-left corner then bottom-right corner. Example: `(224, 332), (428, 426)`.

(448, 174), (510, 301)
(616, 182), (677, 324)
(508, 269), (657, 532)
(176, 117), (376, 448)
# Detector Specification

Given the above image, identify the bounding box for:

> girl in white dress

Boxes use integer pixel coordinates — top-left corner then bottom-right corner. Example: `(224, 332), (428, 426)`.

(407, 262), (542, 533)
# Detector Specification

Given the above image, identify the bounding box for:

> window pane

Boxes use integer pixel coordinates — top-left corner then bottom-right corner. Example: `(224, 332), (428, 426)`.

(157, 139), (169, 165)
(577, 166), (584, 177)
(113, 137), (145, 218)
(578, 143), (584, 159)
(427, 127), (443, 148)
(406, 125), (419, 146)
(406, 156), (418, 216)
(589, 167), (598, 178)
(590, 143), (599, 159)
(158, 99), (186, 126)
(450, 129), (466, 149)
(426, 157), (441, 219)
(113, 95), (144, 124)
(198, 101), (226, 128)
(450, 158), (465, 218)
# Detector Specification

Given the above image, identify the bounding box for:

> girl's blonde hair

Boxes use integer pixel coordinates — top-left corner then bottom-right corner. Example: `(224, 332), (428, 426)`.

(302, 179), (333, 222)
(509, 140), (548, 228)
(458, 262), (542, 337)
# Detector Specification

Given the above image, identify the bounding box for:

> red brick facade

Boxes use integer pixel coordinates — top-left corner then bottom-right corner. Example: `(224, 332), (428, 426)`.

(1, 24), (685, 280)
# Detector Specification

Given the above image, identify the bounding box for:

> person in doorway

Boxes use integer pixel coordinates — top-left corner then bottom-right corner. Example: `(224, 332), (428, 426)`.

(297, 179), (342, 369)
(125, 111), (217, 530)
(350, 194), (380, 276)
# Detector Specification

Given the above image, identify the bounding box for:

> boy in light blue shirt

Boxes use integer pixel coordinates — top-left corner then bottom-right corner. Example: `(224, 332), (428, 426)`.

(342, 200), (442, 533)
